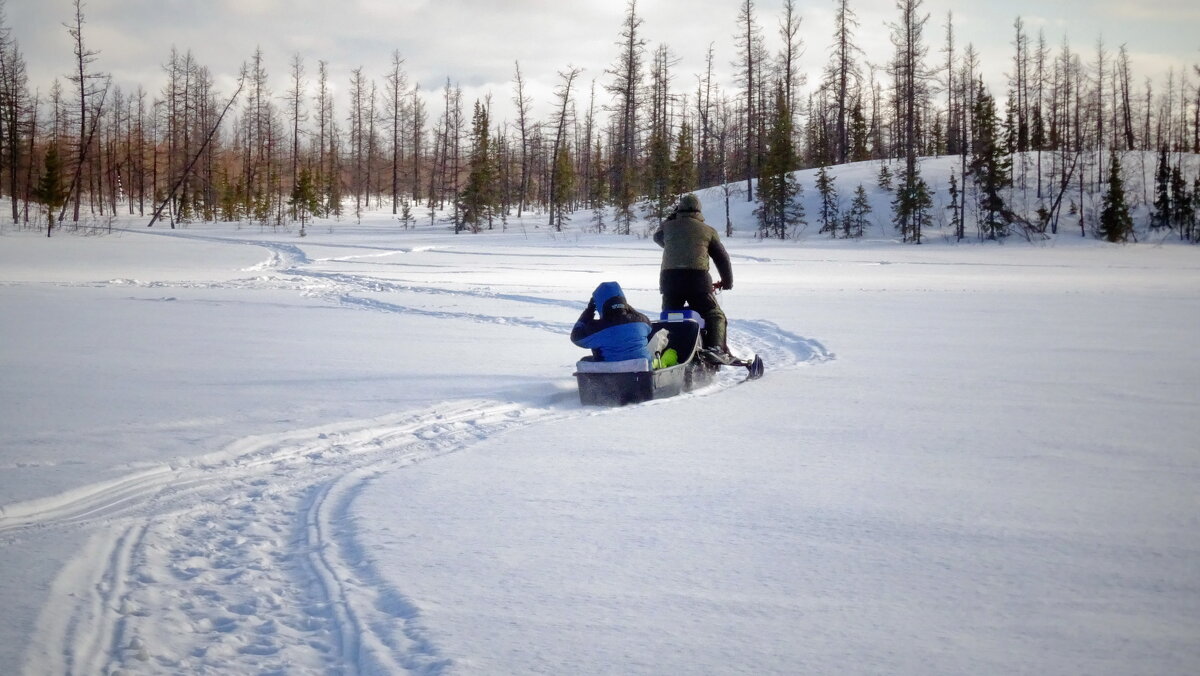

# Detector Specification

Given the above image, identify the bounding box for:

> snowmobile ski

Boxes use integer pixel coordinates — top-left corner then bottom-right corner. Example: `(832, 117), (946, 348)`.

(744, 354), (765, 379)
(700, 347), (764, 379)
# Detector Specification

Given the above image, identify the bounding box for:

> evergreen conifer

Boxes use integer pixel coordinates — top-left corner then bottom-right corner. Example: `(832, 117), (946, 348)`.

(32, 145), (67, 237)
(289, 167), (321, 236)
(1098, 153), (1133, 243)
(846, 183), (871, 238)
(1169, 164), (1189, 230)
(815, 166), (839, 235)
(755, 87), (805, 239)
(1152, 147), (1171, 229)
(877, 164), (893, 191)
(969, 82), (1012, 239)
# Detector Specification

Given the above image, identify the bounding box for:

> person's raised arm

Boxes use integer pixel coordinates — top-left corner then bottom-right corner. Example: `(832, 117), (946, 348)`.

(709, 237), (733, 290)
(570, 299), (598, 343)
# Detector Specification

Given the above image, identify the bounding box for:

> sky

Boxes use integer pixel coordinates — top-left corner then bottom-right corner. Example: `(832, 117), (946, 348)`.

(5, 0), (1199, 124)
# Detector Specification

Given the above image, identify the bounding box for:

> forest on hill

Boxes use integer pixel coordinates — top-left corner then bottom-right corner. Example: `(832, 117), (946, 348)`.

(2, 0), (1198, 244)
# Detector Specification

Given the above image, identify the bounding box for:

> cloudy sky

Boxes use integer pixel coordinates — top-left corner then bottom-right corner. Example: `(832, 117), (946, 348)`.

(6, 0), (1199, 123)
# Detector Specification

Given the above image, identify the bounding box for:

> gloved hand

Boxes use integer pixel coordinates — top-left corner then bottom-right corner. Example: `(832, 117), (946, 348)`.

(713, 279), (732, 291)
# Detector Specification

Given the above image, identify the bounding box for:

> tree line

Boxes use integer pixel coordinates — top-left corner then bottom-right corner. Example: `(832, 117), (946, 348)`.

(3, 0), (1199, 242)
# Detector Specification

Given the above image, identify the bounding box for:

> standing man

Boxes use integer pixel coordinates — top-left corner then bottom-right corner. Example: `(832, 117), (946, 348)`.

(653, 193), (734, 359)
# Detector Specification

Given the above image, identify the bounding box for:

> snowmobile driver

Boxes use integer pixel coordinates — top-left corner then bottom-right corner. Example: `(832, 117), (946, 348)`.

(653, 193), (734, 360)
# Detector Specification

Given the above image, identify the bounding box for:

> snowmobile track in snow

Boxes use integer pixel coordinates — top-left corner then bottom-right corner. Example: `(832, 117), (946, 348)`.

(5, 231), (832, 674)
(13, 399), (571, 674)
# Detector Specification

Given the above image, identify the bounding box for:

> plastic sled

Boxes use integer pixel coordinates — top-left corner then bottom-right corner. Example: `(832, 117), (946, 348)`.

(574, 309), (717, 406)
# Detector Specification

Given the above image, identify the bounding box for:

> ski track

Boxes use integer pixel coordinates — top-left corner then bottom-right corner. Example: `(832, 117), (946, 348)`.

(6, 232), (830, 674)
(729, 318), (835, 369)
(14, 399), (576, 674)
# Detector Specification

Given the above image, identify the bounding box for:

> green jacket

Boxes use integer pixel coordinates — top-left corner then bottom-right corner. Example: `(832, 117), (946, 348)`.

(653, 210), (733, 287)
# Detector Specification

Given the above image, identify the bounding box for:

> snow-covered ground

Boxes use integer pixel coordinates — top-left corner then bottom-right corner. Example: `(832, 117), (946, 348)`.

(2, 172), (1199, 674)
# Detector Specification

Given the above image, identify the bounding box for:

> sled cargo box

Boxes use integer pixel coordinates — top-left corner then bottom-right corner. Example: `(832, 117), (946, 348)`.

(574, 310), (715, 406)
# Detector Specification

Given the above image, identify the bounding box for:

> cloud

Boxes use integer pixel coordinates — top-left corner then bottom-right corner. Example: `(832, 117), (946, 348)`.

(218, 0), (285, 17)
(5, 0), (1198, 128)
(1100, 0), (1200, 21)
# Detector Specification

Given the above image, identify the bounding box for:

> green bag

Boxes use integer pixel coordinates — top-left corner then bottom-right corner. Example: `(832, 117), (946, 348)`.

(653, 348), (678, 369)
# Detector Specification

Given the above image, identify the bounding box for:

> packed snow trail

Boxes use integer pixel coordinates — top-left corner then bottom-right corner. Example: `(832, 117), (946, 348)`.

(3, 231), (831, 674)
(15, 400), (571, 674)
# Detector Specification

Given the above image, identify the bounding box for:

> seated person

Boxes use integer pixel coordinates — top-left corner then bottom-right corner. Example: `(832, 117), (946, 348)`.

(571, 281), (664, 363)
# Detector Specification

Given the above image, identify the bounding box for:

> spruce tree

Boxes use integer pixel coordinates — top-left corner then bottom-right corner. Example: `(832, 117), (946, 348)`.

(590, 138), (608, 233)
(913, 177), (933, 240)
(877, 164), (893, 191)
(325, 171), (342, 219)
(400, 199), (413, 229)
(892, 169), (931, 243)
(755, 87), (804, 239)
(1098, 153), (1133, 243)
(1169, 164), (1189, 231)
(1151, 147), (1170, 229)
(460, 100), (495, 232)
(670, 120), (696, 202)
(33, 145), (67, 236)
(892, 172), (913, 240)
(969, 82), (1012, 239)
(219, 178), (242, 222)
(289, 166), (321, 236)
(947, 171), (963, 240)
(1191, 175), (1200, 242)
(551, 145), (575, 231)
(643, 111), (672, 220)
(849, 99), (870, 162)
(846, 184), (871, 238)
(815, 166), (839, 235)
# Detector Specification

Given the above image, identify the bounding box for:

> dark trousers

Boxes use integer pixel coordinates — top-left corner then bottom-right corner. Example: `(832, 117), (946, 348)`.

(660, 268), (727, 349)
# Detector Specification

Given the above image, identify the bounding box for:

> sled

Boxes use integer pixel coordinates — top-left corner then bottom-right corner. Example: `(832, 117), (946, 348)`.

(574, 309), (718, 406)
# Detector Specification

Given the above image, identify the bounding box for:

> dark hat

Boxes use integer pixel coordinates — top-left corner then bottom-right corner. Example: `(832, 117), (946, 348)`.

(678, 194), (702, 213)
(592, 281), (629, 314)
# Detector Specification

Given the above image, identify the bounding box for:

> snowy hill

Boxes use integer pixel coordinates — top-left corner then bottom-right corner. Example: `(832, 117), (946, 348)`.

(1, 197), (1198, 674)
(686, 152), (1200, 245)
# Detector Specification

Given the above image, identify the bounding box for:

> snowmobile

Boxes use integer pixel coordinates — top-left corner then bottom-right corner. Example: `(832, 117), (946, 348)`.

(573, 309), (763, 406)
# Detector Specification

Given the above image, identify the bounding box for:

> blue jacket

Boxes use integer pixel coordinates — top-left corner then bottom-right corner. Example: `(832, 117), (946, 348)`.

(570, 282), (653, 362)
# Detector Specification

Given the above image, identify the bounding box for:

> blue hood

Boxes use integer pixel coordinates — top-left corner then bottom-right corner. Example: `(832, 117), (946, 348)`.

(592, 281), (627, 313)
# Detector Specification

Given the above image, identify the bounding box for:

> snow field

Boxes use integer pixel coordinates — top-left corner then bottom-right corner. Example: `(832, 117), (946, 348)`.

(2, 176), (1199, 673)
